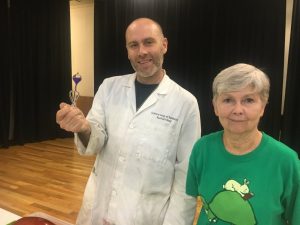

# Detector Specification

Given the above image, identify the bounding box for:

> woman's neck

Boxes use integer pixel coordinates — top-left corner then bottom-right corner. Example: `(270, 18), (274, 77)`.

(223, 130), (262, 155)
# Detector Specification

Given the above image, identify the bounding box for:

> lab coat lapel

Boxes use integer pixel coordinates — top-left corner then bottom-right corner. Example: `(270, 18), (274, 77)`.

(137, 92), (158, 113)
(124, 74), (137, 113)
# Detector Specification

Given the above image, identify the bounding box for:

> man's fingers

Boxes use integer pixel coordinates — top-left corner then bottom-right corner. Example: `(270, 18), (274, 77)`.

(56, 105), (87, 133)
(59, 102), (69, 109)
(56, 103), (72, 124)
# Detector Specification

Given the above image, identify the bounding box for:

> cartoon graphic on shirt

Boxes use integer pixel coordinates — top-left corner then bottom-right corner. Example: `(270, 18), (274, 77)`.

(223, 179), (251, 198)
(201, 178), (256, 225)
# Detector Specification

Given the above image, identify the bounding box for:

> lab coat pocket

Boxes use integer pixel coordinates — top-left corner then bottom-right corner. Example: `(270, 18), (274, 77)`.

(136, 122), (176, 167)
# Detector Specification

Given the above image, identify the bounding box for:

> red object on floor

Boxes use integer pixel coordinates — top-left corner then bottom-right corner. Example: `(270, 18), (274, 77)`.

(13, 217), (55, 225)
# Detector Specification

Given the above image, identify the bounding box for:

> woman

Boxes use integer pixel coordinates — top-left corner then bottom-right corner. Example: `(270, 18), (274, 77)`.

(186, 63), (300, 225)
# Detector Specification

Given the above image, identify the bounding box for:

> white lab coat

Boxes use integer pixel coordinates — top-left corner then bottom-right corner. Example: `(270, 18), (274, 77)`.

(75, 72), (201, 225)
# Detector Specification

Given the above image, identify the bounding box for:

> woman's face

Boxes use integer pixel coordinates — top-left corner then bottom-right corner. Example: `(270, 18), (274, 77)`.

(213, 86), (266, 135)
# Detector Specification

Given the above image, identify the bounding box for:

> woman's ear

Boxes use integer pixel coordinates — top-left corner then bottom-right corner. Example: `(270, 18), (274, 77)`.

(259, 103), (267, 118)
(213, 99), (219, 116)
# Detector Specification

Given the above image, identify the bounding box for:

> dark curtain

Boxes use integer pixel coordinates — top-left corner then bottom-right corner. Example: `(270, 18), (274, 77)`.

(0, 0), (10, 147)
(0, 0), (72, 147)
(94, 0), (285, 137)
(281, 0), (300, 154)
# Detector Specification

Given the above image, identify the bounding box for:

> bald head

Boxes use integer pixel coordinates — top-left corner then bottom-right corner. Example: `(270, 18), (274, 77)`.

(125, 18), (164, 42)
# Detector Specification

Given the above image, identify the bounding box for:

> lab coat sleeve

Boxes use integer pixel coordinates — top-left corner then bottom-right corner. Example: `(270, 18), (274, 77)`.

(163, 98), (201, 225)
(74, 80), (109, 156)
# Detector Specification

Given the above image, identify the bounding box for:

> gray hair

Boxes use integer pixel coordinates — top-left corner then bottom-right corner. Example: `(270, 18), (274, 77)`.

(212, 63), (270, 103)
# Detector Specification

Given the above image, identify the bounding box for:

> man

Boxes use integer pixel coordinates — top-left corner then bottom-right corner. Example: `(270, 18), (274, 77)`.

(56, 17), (201, 225)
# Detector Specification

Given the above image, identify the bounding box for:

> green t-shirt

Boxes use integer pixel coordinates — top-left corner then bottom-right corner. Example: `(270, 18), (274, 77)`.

(186, 131), (300, 225)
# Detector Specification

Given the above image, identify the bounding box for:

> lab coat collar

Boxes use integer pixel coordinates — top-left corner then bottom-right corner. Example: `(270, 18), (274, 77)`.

(122, 71), (171, 95)
(123, 71), (171, 113)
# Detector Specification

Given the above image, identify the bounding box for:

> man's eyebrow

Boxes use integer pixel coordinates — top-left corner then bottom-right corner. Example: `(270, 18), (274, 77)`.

(143, 37), (156, 42)
(127, 37), (155, 46)
(127, 40), (138, 46)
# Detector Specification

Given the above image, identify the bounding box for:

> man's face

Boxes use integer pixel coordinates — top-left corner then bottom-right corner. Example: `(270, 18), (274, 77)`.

(126, 20), (168, 84)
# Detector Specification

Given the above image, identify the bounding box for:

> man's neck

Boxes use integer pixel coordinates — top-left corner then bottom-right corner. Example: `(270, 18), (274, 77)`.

(136, 69), (165, 84)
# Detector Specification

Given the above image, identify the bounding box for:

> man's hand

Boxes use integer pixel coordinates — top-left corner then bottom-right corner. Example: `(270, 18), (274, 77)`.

(56, 102), (91, 134)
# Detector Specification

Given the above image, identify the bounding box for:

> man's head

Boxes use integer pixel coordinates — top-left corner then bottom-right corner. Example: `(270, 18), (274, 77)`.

(125, 18), (168, 84)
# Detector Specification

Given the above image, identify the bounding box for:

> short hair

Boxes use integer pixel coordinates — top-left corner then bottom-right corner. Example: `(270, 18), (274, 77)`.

(212, 63), (270, 103)
(126, 17), (165, 38)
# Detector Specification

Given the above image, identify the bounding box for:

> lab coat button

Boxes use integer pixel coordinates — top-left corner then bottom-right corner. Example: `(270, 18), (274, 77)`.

(136, 152), (141, 158)
(119, 156), (125, 162)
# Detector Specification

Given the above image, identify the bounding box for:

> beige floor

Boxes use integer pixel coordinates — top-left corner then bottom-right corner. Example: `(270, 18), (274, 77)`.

(0, 138), (201, 224)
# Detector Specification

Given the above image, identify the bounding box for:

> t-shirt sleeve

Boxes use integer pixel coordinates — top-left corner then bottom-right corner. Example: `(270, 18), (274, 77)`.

(186, 142), (200, 197)
(284, 156), (300, 224)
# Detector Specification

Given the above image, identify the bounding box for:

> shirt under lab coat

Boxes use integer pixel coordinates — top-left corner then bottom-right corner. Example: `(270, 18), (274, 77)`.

(75, 72), (201, 225)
